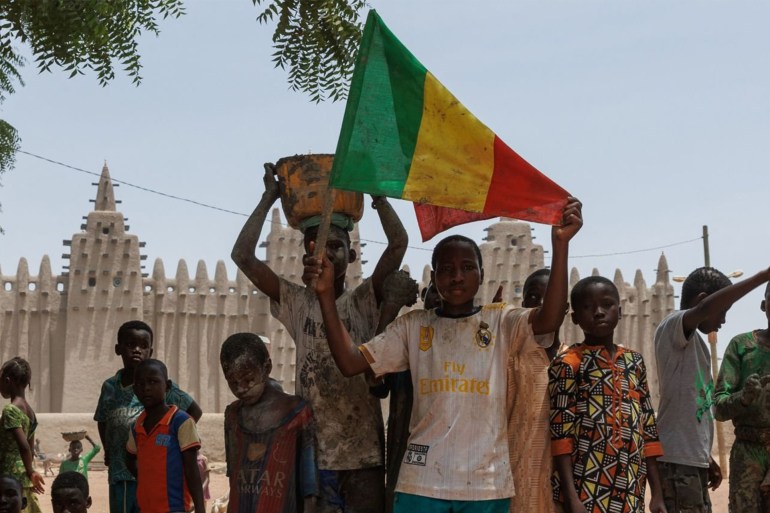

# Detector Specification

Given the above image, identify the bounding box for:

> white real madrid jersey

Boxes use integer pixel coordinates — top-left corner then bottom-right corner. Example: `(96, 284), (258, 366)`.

(362, 304), (536, 501)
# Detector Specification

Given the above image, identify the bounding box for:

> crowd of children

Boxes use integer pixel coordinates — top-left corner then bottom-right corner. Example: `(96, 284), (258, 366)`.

(3, 178), (770, 513)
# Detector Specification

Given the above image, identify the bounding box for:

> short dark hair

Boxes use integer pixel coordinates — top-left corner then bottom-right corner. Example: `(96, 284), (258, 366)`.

(0, 357), (32, 389)
(220, 333), (270, 373)
(51, 470), (89, 497)
(570, 276), (620, 308)
(117, 320), (154, 346)
(0, 474), (22, 493)
(680, 267), (731, 309)
(431, 235), (483, 270)
(523, 269), (551, 295)
(134, 358), (168, 381)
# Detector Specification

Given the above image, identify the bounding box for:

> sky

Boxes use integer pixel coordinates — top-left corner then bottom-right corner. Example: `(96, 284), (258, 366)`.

(1, 0), (769, 358)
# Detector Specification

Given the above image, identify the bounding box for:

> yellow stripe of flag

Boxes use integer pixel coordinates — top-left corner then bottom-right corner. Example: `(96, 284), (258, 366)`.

(402, 72), (496, 212)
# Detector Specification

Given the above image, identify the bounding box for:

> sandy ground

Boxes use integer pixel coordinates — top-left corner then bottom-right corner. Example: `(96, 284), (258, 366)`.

(32, 462), (729, 513)
(35, 463), (231, 513)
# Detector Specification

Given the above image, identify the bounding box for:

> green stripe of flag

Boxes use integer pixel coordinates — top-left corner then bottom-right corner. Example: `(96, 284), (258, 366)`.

(331, 10), (427, 197)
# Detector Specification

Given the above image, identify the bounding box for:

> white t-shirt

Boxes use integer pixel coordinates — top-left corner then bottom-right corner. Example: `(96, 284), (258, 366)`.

(362, 304), (537, 501)
(271, 277), (383, 470)
(654, 310), (714, 468)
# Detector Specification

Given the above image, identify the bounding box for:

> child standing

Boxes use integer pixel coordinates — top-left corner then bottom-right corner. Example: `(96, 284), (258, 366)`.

(308, 199), (582, 512)
(549, 276), (666, 513)
(58, 434), (100, 480)
(126, 359), (204, 513)
(231, 164), (408, 513)
(655, 266), (770, 512)
(220, 333), (318, 512)
(0, 474), (26, 513)
(94, 320), (202, 513)
(715, 283), (770, 512)
(0, 357), (44, 513)
(50, 471), (92, 513)
(197, 451), (211, 513)
(506, 268), (563, 513)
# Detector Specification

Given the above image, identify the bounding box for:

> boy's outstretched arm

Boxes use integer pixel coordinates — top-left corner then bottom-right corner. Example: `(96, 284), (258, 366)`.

(309, 243), (372, 377)
(231, 163), (282, 302)
(681, 267), (770, 335)
(532, 197), (583, 335)
(369, 196), (409, 304)
(182, 448), (206, 513)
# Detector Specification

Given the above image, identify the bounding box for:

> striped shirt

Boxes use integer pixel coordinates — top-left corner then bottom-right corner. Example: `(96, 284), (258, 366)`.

(127, 405), (201, 513)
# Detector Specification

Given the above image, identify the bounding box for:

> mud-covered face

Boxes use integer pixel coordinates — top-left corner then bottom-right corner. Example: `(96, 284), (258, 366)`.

(223, 355), (270, 405)
(51, 487), (91, 513)
(115, 329), (153, 370)
(304, 227), (354, 281)
(0, 476), (24, 513)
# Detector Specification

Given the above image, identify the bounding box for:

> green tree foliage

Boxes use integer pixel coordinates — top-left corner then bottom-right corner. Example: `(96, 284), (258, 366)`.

(253, 0), (366, 102)
(0, 0), (185, 225)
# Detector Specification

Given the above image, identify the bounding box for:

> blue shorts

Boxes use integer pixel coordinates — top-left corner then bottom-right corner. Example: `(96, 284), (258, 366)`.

(109, 480), (139, 513)
(393, 492), (510, 513)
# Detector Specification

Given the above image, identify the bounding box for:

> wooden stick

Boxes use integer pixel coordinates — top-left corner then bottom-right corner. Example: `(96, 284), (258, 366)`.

(310, 185), (337, 286)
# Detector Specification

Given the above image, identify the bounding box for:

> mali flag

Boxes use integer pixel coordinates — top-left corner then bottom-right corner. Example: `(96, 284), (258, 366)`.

(330, 10), (571, 241)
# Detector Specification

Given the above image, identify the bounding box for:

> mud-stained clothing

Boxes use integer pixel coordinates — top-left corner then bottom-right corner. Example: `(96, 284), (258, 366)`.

(549, 344), (663, 513)
(714, 330), (770, 513)
(224, 399), (318, 513)
(362, 304), (541, 501)
(271, 277), (383, 471)
(506, 335), (555, 513)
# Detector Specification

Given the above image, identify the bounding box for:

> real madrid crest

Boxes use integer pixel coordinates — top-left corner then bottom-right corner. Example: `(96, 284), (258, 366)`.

(475, 321), (492, 348)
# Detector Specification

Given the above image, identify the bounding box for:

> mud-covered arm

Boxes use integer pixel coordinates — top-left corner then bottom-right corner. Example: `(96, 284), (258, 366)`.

(231, 163), (282, 302)
(309, 244), (372, 377)
(532, 197), (582, 335)
(369, 196), (408, 304)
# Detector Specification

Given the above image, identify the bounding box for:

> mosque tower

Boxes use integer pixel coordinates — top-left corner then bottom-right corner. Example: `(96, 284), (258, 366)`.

(59, 163), (146, 412)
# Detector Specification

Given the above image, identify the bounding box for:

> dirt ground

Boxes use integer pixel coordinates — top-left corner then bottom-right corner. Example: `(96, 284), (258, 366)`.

(35, 463), (231, 513)
(32, 462), (729, 513)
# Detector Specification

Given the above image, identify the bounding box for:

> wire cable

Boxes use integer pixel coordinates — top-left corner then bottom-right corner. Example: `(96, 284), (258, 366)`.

(16, 149), (703, 259)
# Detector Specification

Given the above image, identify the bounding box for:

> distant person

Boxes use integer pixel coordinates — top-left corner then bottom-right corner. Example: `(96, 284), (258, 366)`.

(232, 164), (408, 513)
(59, 435), (100, 480)
(655, 266), (770, 512)
(220, 333), (318, 512)
(94, 320), (202, 513)
(0, 357), (45, 513)
(550, 276), (665, 513)
(51, 471), (92, 513)
(0, 474), (26, 513)
(126, 359), (205, 513)
(715, 282), (770, 512)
